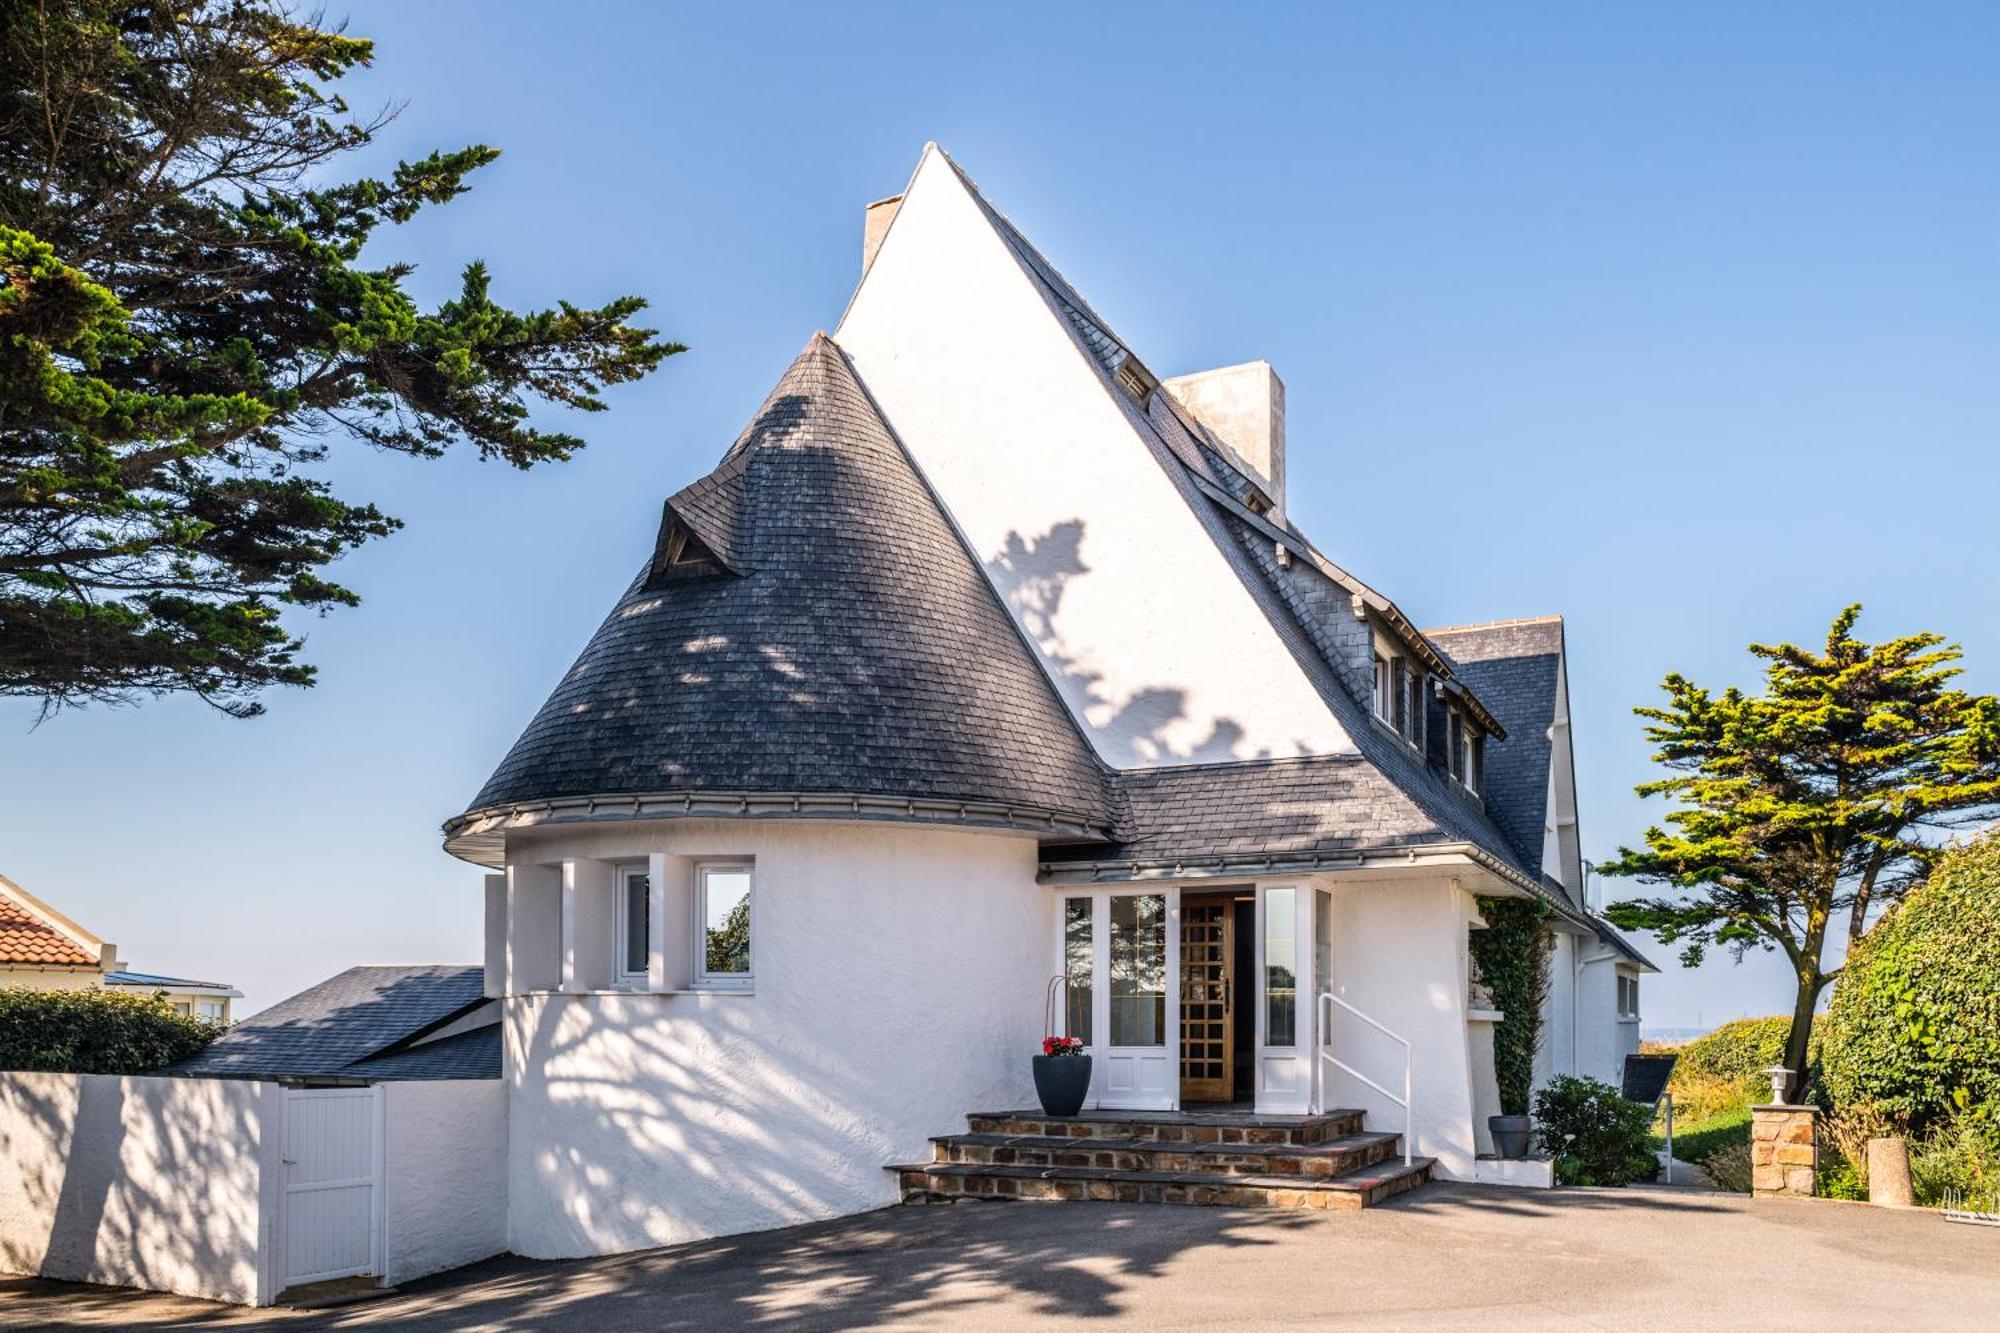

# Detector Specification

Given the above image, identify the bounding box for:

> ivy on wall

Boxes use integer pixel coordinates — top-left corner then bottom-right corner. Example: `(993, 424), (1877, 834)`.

(1471, 896), (1553, 1116)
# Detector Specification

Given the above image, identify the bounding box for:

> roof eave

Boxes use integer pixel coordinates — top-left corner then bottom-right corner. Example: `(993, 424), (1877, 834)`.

(444, 788), (1118, 868)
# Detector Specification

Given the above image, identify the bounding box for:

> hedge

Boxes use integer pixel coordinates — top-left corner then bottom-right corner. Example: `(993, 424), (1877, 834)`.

(1821, 833), (2000, 1128)
(1665, 1016), (1793, 1084)
(0, 987), (220, 1074)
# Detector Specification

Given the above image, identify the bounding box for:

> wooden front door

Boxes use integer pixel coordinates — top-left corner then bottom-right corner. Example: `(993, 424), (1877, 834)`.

(1179, 894), (1235, 1102)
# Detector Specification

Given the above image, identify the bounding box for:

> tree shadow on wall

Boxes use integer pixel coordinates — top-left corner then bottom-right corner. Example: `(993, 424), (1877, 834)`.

(986, 520), (1266, 768)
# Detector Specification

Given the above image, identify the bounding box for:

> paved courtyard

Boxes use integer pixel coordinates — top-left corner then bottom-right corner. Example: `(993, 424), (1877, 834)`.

(4, 1183), (1995, 1331)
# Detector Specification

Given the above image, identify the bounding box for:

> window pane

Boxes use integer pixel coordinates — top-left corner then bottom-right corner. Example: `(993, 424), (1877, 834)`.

(1266, 888), (1296, 1048)
(1064, 897), (1093, 1044)
(1109, 894), (1165, 1047)
(624, 872), (650, 975)
(703, 869), (752, 976)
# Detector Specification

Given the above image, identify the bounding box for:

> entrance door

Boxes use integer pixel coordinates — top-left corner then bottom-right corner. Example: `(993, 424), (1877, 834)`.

(1179, 893), (1235, 1103)
(281, 1087), (380, 1289)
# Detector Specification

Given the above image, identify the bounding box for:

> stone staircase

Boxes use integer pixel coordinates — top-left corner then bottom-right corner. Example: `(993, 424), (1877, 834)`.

(890, 1107), (1433, 1211)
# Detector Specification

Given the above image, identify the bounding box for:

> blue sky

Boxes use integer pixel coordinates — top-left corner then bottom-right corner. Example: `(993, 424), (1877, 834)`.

(7, 3), (1997, 1024)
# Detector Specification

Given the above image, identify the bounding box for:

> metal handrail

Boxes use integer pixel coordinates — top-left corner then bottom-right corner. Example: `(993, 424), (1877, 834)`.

(1317, 991), (1413, 1166)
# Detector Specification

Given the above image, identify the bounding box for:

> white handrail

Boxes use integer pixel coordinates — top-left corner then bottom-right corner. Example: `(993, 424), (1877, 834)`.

(1318, 991), (1413, 1166)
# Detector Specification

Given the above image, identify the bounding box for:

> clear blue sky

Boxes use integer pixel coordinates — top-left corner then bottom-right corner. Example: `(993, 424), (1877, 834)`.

(7, 3), (1997, 1024)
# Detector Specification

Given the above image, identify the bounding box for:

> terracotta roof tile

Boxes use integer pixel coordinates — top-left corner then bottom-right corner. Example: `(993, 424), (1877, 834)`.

(0, 896), (96, 968)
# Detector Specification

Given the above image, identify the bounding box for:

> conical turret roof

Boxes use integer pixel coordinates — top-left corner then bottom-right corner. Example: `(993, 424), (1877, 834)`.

(450, 334), (1113, 855)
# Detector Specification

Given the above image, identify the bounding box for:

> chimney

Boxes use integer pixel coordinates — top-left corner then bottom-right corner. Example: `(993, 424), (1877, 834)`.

(1161, 361), (1286, 516)
(861, 194), (903, 275)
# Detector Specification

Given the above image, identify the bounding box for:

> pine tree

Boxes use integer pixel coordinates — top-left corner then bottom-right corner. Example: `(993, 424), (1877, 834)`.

(0, 1), (680, 715)
(1604, 606), (2000, 1101)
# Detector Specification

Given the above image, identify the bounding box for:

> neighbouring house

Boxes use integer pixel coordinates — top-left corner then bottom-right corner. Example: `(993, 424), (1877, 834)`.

(440, 143), (1655, 1260)
(103, 971), (243, 1025)
(1, 874), (241, 1021)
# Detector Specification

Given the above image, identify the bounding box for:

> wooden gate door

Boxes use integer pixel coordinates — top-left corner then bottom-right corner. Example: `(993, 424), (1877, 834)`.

(1179, 894), (1234, 1102)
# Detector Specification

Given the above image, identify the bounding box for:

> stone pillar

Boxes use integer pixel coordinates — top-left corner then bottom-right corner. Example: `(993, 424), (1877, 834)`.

(1751, 1104), (1818, 1197)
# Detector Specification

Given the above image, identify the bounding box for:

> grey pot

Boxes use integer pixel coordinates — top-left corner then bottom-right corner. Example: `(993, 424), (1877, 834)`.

(1489, 1114), (1534, 1159)
(1032, 1054), (1093, 1117)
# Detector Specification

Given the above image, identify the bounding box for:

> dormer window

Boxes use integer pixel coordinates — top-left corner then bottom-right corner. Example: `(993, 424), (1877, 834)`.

(1446, 704), (1484, 794)
(1373, 636), (1424, 750)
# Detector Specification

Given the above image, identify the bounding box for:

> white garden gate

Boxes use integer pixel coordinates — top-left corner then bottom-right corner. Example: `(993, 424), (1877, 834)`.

(280, 1087), (382, 1289)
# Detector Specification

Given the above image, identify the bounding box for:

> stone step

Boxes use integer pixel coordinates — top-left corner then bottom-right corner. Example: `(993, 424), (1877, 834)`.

(963, 1107), (1366, 1147)
(932, 1130), (1403, 1179)
(891, 1155), (1435, 1211)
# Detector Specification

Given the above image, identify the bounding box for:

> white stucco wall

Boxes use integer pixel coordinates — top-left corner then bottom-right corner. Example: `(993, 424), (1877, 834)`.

(381, 1080), (508, 1285)
(0, 1072), (280, 1305)
(501, 819), (1049, 1259)
(1535, 928), (1579, 1089)
(837, 146), (1350, 768)
(1321, 876), (1482, 1181)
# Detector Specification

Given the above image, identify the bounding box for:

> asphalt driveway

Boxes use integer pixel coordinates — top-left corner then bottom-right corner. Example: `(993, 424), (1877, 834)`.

(4, 1183), (1994, 1331)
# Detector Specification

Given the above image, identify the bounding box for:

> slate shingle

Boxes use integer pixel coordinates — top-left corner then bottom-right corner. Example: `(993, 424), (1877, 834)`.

(461, 335), (1113, 829)
(170, 965), (488, 1081)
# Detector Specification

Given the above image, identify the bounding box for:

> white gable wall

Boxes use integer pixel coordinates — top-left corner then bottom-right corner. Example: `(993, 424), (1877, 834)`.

(837, 148), (1350, 768)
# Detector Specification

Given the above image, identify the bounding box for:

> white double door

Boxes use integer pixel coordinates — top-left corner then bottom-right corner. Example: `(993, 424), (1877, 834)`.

(1056, 884), (1329, 1114)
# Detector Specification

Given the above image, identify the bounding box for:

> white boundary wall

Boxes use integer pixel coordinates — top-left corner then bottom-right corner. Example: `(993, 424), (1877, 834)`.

(0, 1072), (282, 1305)
(0, 1071), (507, 1305)
(381, 1079), (508, 1286)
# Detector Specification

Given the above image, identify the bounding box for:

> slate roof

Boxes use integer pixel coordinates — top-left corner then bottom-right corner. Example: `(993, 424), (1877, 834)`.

(0, 892), (95, 968)
(457, 334), (1113, 834)
(1423, 618), (1566, 878)
(344, 1024), (502, 1081)
(170, 965), (493, 1082)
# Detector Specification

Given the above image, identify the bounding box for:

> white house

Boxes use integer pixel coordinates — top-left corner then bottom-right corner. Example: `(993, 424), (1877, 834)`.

(440, 144), (1654, 1260)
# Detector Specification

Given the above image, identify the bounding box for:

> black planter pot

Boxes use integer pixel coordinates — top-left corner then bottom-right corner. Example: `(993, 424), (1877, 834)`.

(1032, 1054), (1093, 1117)
(1489, 1114), (1534, 1159)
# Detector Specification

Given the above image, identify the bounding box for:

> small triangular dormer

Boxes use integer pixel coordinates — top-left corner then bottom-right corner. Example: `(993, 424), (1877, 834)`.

(647, 505), (730, 586)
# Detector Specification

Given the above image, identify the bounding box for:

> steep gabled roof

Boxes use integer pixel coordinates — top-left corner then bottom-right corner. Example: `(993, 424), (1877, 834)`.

(171, 965), (490, 1081)
(1424, 617), (1566, 878)
(451, 334), (1114, 851)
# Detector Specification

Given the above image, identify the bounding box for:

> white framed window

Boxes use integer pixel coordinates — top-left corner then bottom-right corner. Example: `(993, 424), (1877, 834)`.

(615, 863), (651, 987)
(196, 999), (227, 1022)
(1373, 653), (1392, 721)
(695, 863), (753, 988)
(1617, 973), (1640, 1019)
(1464, 730), (1483, 795)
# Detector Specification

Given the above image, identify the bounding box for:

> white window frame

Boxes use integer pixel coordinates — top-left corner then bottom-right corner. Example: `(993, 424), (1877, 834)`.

(1617, 972), (1641, 1020)
(1372, 653), (1392, 721)
(614, 863), (651, 988)
(693, 861), (755, 990)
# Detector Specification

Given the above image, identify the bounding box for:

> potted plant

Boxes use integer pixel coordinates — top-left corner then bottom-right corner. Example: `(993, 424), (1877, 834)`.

(1033, 1035), (1092, 1116)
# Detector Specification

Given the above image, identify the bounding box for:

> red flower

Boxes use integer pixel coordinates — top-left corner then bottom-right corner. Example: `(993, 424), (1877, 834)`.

(1041, 1035), (1084, 1057)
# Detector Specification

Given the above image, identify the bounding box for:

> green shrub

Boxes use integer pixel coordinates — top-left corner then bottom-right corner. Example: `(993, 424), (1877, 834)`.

(1658, 1102), (1751, 1168)
(1821, 834), (2000, 1129)
(1470, 897), (1551, 1116)
(1534, 1075), (1660, 1187)
(1667, 1016), (1793, 1084)
(1908, 1107), (2000, 1207)
(0, 987), (219, 1073)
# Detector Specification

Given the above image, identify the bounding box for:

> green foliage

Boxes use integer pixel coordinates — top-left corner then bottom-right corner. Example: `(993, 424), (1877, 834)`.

(1908, 1107), (2000, 1206)
(0, 0), (681, 716)
(1820, 834), (2000, 1128)
(1667, 1016), (1793, 1083)
(1534, 1074), (1659, 1187)
(1603, 607), (2000, 1100)
(705, 896), (750, 975)
(1818, 1156), (1867, 1200)
(1469, 896), (1550, 1116)
(0, 987), (219, 1073)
